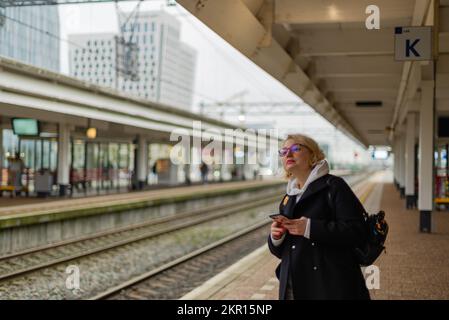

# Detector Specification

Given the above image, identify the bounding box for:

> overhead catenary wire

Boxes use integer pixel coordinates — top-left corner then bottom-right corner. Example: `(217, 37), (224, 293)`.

(0, 8), (221, 104)
(0, 3), (299, 107)
(1, 0), (152, 7)
(172, 4), (286, 104)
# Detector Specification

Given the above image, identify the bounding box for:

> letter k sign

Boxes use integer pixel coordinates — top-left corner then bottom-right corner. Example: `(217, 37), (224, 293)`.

(406, 39), (420, 57)
(394, 26), (432, 61)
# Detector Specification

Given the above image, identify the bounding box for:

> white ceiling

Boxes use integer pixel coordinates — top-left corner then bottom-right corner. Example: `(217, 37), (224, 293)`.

(178, 0), (449, 147)
(277, 0), (413, 146)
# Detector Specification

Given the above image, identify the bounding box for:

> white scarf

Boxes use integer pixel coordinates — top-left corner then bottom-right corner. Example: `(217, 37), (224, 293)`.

(286, 159), (330, 203)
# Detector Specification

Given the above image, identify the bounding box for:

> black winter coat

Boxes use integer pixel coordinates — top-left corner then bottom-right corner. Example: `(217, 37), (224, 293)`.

(268, 174), (370, 300)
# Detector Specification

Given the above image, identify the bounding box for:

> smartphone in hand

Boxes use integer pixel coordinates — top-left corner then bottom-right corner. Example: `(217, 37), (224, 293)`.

(269, 214), (288, 222)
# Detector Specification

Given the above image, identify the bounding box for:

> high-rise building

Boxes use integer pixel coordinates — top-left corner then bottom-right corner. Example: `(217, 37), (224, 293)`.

(69, 10), (197, 110)
(69, 33), (118, 89)
(0, 5), (60, 72)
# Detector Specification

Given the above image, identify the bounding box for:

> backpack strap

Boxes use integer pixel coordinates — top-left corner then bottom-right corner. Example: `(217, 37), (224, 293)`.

(326, 176), (336, 221)
(326, 175), (369, 221)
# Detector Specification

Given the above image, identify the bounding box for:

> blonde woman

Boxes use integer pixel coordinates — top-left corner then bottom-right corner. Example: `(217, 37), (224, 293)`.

(268, 134), (370, 300)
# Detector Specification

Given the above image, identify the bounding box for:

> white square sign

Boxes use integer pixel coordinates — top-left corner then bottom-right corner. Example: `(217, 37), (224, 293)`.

(394, 26), (432, 61)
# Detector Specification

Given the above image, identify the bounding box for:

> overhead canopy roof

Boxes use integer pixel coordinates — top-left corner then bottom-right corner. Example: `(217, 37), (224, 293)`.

(178, 0), (449, 148)
(0, 56), (281, 148)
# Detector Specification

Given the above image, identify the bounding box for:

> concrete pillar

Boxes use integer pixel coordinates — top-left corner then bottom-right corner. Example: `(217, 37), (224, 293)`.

(57, 124), (70, 196)
(0, 128), (3, 185)
(220, 164), (227, 182)
(136, 136), (148, 190)
(222, 144), (234, 181)
(405, 113), (417, 209)
(396, 139), (400, 190)
(398, 133), (406, 198)
(418, 81), (435, 232)
(393, 138), (399, 190)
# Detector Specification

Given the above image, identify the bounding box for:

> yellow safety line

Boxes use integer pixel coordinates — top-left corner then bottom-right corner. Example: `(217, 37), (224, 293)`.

(358, 182), (377, 204)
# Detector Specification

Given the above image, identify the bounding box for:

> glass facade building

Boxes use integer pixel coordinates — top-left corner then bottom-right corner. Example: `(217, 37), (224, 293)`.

(0, 5), (60, 72)
(69, 11), (196, 110)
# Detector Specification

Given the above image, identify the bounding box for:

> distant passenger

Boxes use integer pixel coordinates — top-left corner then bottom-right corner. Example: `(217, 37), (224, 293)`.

(268, 134), (370, 300)
(184, 164), (191, 185)
(231, 166), (238, 180)
(8, 152), (25, 195)
(200, 161), (209, 184)
(151, 162), (158, 184)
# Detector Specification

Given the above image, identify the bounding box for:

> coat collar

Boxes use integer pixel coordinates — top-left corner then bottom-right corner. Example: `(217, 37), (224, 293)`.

(295, 173), (331, 204)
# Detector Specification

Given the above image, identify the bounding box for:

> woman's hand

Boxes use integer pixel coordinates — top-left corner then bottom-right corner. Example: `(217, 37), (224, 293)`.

(271, 221), (287, 240)
(283, 217), (308, 236)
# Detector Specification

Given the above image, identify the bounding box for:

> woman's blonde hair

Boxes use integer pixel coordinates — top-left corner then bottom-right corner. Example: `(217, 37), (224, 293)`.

(282, 134), (325, 179)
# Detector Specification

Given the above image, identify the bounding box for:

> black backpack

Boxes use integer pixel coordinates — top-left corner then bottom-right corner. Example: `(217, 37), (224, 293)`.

(326, 178), (388, 267)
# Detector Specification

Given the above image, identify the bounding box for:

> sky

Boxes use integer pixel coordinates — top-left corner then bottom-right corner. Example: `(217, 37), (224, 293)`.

(57, 0), (374, 164)
(58, 0), (300, 109)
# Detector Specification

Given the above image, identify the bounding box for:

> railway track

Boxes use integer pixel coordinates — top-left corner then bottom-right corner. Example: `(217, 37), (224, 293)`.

(0, 172), (375, 299)
(92, 174), (376, 300)
(0, 190), (282, 284)
(91, 221), (271, 300)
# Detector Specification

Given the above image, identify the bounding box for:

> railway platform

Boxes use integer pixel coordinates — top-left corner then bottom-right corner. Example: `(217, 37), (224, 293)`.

(181, 171), (449, 300)
(0, 179), (283, 222)
(0, 179), (285, 256)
